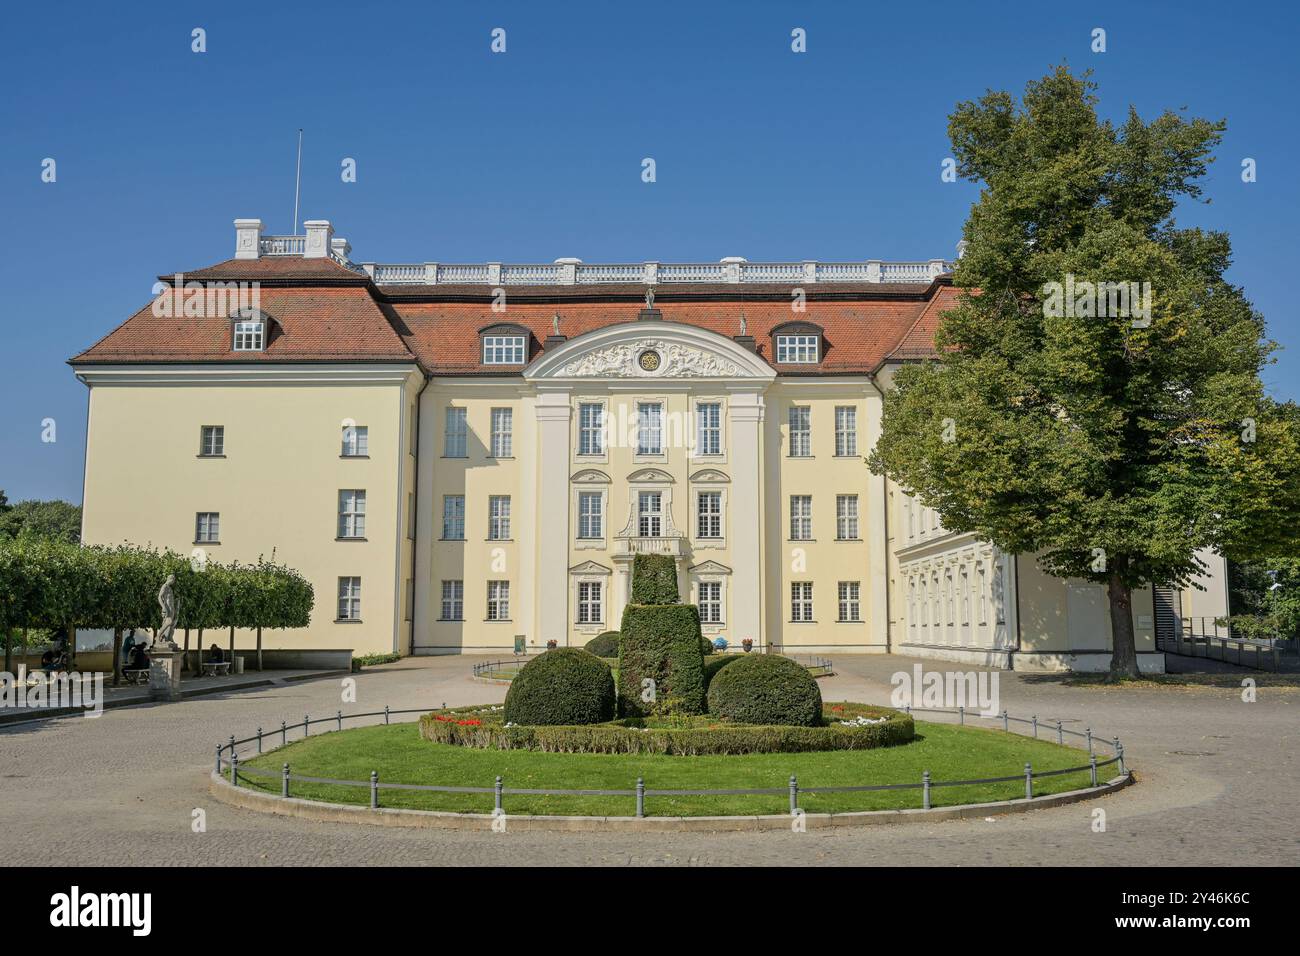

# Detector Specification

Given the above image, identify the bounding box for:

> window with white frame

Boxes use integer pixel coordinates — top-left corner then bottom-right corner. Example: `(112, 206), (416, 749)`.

(442, 495), (465, 540)
(338, 490), (366, 538)
(638, 491), (662, 537)
(490, 407), (513, 457)
(337, 577), (361, 621)
(836, 494), (859, 540)
(838, 581), (861, 622)
(791, 582), (814, 622)
(488, 495), (511, 539)
(577, 581), (603, 624)
(637, 403), (663, 455)
(444, 407), (467, 457)
(790, 495), (812, 540)
(232, 319), (264, 351)
(341, 424), (368, 457)
(788, 406), (811, 457)
(487, 581), (510, 620)
(697, 491), (722, 539)
(698, 581), (722, 624)
(834, 406), (858, 456)
(195, 512), (220, 543)
(200, 425), (224, 457)
(578, 403), (604, 456)
(696, 402), (722, 456)
(440, 580), (463, 621)
(482, 335), (526, 364)
(578, 491), (603, 539)
(776, 334), (818, 363)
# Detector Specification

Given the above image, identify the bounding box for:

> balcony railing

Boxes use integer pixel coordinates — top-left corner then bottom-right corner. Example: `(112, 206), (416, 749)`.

(616, 535), (684, 557)
(354, 258), (954, 287)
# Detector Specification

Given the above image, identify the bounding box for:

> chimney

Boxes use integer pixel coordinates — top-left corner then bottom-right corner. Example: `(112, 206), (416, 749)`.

(234, 219), (263, 259)
(303, 220), (334, 258)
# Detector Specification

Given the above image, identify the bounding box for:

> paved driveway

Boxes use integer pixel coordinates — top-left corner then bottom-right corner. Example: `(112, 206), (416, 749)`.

(2, 655), (1296, 866)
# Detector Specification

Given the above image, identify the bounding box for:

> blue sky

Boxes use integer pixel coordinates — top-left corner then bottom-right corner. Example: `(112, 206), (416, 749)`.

(1, 0), (1295, 503)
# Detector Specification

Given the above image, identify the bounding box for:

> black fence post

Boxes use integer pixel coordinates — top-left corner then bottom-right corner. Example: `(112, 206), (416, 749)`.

(214, 744), (221, 775)
(337, 710), (343, 732)
(958, 705), (965, 726)
(1085, 727), (1093, 755)
(370, 771), (379, 809)
(1031, 715), (1038, 738)
(788, 775), (799, 814)
(1056, 720), (1063, 745)
(230, 750), (238, 786)
(256, 726), (263, 754)
(922, 770), (931, 810)
(304, 714), (310, 736)
(1089, 755), (1098, 788)
(281, 720), (287, 746)
(384, 705), (390, 725)
(1002, 709), (1009, 733)
(636, 777), (645, 818)
(1024, 762), (1032, 799)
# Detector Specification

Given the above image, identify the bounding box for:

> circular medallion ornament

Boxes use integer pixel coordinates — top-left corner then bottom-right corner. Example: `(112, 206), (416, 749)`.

(638, 350), (661, 372)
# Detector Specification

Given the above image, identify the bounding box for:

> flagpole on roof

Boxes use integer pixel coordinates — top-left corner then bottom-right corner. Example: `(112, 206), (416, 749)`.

(292, 128), (304, 236)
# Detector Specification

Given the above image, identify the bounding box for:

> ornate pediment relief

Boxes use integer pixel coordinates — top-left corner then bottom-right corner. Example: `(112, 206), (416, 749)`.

(560, 339), (744, 379)
(569, 561), (612, 575)
(627, 467), (674, 484)
(571, 468), (611, 483)
(689, 560), (732, 575)
(689, 468), (730, 484)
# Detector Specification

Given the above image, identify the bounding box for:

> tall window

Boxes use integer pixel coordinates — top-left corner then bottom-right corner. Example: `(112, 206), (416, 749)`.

(487, 581), (511, 621)
(577, 581), (603, 624)
(637, 403), (663, 455)
(838, 581), (861, 622)
(488, 495), (511, 539)
(698, 581), (722, 624)
(482, 335), (526, 364)
(696, 403), (721, 455)
(440, 580), (463, 621)
(232, 319), (264, 351)
(836, 495), (859, 540)
(697, 491), (722, 539)
(789, 495), (812, 540)
(195, 512), (220, 543)
(444, 407), (467, 457)
(834, 406), (858, 457)
(638, 491), (662, 537)
(338, 490), (366, 538)
(341, 424), (368, 457)
(776, 334), (818, 363)
(337, 577), (361, 621)
(442, 495), (465, 540)
(578, 403), (604, 455)
(791, 582), (814, 622)
(578, 492), (603, 539)
(788, 407), (811, 457)
(199, 425), (224, 457)
(490, 407), (513, 457)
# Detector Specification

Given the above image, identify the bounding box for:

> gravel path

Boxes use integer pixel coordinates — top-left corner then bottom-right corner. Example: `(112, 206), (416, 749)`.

(2, 655), (1296, 866)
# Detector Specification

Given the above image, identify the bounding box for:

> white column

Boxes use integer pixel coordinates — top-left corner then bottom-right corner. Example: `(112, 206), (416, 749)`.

(535, 391), (572, 645)
(728, 392), (765, 649)
(864, 385), (890, 650)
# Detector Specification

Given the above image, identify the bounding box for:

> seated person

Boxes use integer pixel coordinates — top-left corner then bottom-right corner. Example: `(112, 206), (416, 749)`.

(207, 643), (224, 665)
(127, 642), (150, 671)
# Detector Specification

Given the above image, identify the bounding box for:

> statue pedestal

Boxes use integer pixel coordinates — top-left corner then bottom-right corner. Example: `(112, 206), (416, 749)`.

(148, 645), (182, 701)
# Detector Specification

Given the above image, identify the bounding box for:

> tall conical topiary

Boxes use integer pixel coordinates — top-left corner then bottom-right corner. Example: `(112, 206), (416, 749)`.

(618, 555), (705, 717)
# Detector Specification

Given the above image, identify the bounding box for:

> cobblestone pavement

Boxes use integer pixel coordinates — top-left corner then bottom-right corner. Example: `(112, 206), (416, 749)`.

(2, 655), (1296, 866)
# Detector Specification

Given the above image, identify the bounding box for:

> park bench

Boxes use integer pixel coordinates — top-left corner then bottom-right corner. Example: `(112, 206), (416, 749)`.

(122, 668), (150, 686)
(200, 661), (231, 678)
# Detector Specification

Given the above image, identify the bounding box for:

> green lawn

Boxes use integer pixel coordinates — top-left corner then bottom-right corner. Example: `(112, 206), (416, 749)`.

(236, 720), (1111, 817)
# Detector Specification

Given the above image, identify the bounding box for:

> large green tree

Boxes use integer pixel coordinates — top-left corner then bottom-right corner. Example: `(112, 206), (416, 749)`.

(0, 499), (82, 543)
(870, 66), (1300, 679)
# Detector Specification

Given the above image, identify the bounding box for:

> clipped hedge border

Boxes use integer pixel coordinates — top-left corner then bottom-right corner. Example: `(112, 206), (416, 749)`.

(418, 702), (914, 756)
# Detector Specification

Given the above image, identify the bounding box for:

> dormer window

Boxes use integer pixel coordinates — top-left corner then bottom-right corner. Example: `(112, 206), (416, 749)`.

(776, 334), (819, 364)
(483, 334), (526, 364)
(230, 309), (269, 352)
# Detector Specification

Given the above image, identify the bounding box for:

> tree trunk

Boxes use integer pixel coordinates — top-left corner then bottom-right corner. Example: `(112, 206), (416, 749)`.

(66, 624), (76, 670)
(182, 627), (191, 674)
(197, 627), (204, 670)
(1107, 571), (1140, 680)
(111, 627), (122, 687)
(3, 628), (11, 676)
(229, 624), (235, 671)
(256, 625), (263, 671)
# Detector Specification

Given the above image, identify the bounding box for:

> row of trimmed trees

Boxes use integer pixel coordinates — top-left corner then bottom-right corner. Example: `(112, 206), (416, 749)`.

(0, 539), (313, 683)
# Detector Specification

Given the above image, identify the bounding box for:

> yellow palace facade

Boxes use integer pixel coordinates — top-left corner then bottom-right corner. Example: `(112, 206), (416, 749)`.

(71, 218), (1226, 672)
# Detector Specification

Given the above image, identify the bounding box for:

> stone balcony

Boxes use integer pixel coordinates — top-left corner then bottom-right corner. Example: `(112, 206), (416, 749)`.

(615, 534), (685, 558)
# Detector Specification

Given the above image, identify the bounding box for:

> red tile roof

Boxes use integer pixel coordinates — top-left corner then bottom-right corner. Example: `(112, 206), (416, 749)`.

(71, 255), (953, 373)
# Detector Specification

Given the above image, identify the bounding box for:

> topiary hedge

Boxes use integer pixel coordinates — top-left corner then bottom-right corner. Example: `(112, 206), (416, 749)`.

(706, 654), (823, 727)
(618, 603), (706, 717)
(420, 702), (914, 755)
(503, 648), (615, 726)
(699, 635), (714, 656)
(585, 631), (620, 659)
(703, 653), (740, 688)
(629, 554), (679, 604)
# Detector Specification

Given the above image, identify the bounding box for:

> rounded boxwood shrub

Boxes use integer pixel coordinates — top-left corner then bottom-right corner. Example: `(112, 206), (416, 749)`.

(706, 654), (823, 727)
(504, 648), (615, 726)
(585, 631), (620, 658)
(699, 635), (714, 656)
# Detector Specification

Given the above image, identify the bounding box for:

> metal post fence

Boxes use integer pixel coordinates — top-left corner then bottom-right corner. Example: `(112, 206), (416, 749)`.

(256, 727), (263, 754)
(922, 770), (931, 810)
(494, 776), (503, 813)
(370, 771), (379, 809)
(1089, 755), (1098, 787)
(230, 751), (238, 786)
(1056, 720), (1063, 745)
(636, 777), (645, 818)
(789, 775), (799, 814)
(282, 763), (290, 798)
(1024, 763), (1032, 799)
(281, 720), (287, 746)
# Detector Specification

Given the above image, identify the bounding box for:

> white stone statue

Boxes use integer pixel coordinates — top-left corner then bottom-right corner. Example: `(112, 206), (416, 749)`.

(645, 287), (655, 310)
(156, 574), (178, 647)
